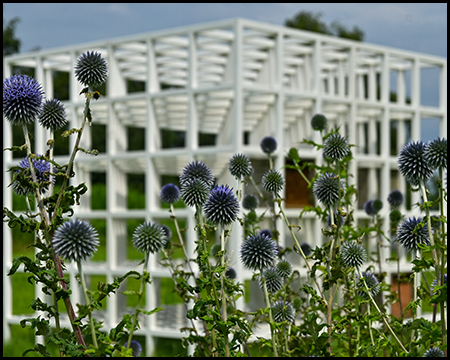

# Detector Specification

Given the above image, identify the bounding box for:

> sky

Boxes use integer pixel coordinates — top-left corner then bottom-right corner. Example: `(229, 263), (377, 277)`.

(4, 3), (447, 141)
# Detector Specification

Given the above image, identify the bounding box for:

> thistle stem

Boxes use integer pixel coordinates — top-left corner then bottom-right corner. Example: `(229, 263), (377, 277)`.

(127, 252), (149, 349)
(77, 261), (98, 348)
(262, 278), (278, 357)
(357, 269), (408, 353)
(220, 225), (230, 357)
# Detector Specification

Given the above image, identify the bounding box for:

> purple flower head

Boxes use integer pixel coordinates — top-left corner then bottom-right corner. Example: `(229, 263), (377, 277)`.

(3, 74), (43, 126)
(52, 219), (99, 263)
(240, 232), (278, 271)
(228, 153), (252, 179)
(396, 216), (430, 252)
(39, 98), (68, 130)
(425, 137), (447, 170)
(260, 136), (277, 154)
(160, 183), (181, 204)
(398, 141), (434, 186)
(74, 51), (108, 88)
(203, 185), (239, 226)
(132, 221), (167, 254)
(179, 160), (214, 187)
(11, 155), (54, 196)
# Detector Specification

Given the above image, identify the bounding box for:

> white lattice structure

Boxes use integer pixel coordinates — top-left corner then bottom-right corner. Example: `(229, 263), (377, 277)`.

(3, 18), (447, 355)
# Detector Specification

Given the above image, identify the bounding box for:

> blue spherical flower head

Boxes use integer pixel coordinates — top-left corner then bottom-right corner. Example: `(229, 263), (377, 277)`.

(261, 169), (285, 196)
(203, 185), (239, 226)
(396, 216), (430, 252)
(276, 259), (293, 278)
(11, 155), (54, 196)
(340, 241), (367, 268)
(423, 347), (445, 357)
(240, 232), (278, 271)
(425, 137), (447, 170)
(228, 153), (252, 179)
(180, 177), (210, 207)
(225, 267), (237, 279)
(74, 51), (108, 88)
(124, 340), (143, 357)
(259, 267), (283, 293)
(272, 300), (295, 324)
(313, 172), (345, 206)
(160, 183), (181, 204)
(39, 98), (68, 130)
(242, 193), (259, 211)
(398, 141), (434, 186)
(310, 113), (328, 131)
(179, 160), (214, 187)
(387, 189), (404, 207)
(323, 133), (350, 161)
(260, 136), (277, 154)
(356, 272), (380, 300)
(364, 199), (382, 216)
(52, 219), (99, 262)
(3, 74), (43, 126)
(132, 221), (167, 254)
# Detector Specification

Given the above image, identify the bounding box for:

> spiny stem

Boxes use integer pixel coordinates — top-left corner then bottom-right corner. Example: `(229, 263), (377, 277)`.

(262, 277), (278, 357)
(357, 269), (408, 353)
(77, 261), (98, 348)
(127, 252), (149, 349)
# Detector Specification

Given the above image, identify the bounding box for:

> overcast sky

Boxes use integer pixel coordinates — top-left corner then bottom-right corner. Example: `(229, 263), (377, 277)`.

(4, 3), (447, 140)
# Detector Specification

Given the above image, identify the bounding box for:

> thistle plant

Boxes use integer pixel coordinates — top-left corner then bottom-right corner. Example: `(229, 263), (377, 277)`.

(53, 219), (100, 347)
(4, 49), (447, 357)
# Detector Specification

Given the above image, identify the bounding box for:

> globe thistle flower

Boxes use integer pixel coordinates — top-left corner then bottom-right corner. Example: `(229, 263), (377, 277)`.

(160, 183), (181, 204)
(179, 160), (214, 187)
(52, 219), (99, 262)
(387, 190), (404, 207)
(431, 274), (447, 295)
(203, 185), (239, 226)
(425, 137), (447, 170)
(272, 300), (296, 324)
(364, 199), (382, 216)
(398, 141), (434, 186)
(242, 193), (259, 211)
(260, 136), (277, 154)
(276, 260), (292, 278)
(313, 172), (345, 206)
(396, 216), (430, 252)
(124, 340), (143, 357)
(300, 243), (312, 256)
(259, 229), (273, 238)
(3, 74), (43, 126)
(132, 221), (167, 254)
(356, 272), (380, 300)
(340, 241), (367, 268)
(389, 209), (402, 223)
(228, 153), (252, 179)
(259, 267), (283, 293)
(310, 113), (328, 131)
(225, 267), (237, 279)
(323, 133), (349, 161)
(261, 169), (285, 196)
(74, 51), (108, 88)
(160, 224), (172, 241)
(180, 178), (210, 207)
(423, 347), (445, 357)
(240, 232), (278, 271)
(11, 155), (54, 196)
(38, 98), (68, 130)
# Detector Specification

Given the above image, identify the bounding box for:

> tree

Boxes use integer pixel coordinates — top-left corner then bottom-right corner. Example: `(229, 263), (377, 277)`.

(3, 8), (21, 56)
(285, 11), (364, 41)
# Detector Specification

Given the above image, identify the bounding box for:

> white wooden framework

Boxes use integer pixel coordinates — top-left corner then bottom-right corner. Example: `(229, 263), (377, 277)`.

(3, 18), (447, 355)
